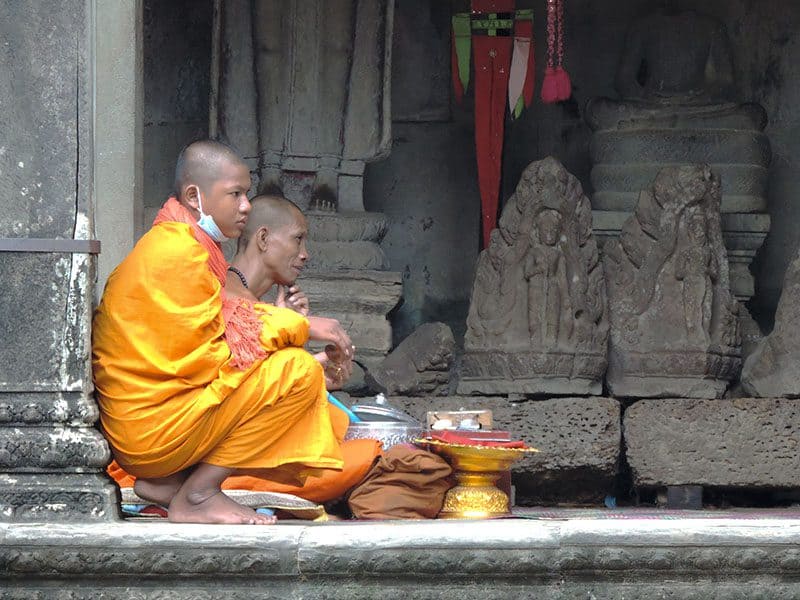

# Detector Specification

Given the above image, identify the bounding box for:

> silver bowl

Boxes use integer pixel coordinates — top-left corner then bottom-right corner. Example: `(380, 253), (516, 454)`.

(344, 422), (424, 449)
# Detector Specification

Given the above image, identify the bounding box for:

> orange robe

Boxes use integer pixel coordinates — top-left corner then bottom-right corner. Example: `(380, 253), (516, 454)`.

(92, 221), (345, 481)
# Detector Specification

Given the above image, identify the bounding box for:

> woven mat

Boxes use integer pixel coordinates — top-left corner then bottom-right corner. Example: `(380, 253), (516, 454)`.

(119, 488), (327, 521)
(510, 507), (800, 520)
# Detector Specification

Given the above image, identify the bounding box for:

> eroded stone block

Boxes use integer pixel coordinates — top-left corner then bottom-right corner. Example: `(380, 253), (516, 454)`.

(624, 398), (800, 488)
(366, 322), (455, 396)
(741, 254), (800, 397)
(390, 396), (621, 504)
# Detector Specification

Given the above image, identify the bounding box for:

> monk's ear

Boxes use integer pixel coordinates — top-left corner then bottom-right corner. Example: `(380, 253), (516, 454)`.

(257, 226), (270, 251)
(183, 184), (200, 210)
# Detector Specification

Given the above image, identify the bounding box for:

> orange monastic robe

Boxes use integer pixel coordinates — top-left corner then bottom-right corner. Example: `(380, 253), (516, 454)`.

(92, 221), (344, 480)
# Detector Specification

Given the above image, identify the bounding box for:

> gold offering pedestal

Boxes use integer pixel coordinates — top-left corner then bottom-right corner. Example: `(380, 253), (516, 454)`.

(416, 439), (539, 519)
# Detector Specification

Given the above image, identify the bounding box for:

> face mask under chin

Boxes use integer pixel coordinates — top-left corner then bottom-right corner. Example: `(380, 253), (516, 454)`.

(195, 187), (229, 243)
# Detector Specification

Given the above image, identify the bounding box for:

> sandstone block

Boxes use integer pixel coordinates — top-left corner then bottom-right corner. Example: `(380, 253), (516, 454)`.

(624, 398), (800, 488)
(366, 322), (455, 396)
(741, 254), (800, 397)
(390, 396), (621, 504)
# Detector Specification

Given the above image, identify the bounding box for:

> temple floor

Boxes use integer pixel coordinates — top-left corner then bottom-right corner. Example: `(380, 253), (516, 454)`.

(4, 510), (800, 599)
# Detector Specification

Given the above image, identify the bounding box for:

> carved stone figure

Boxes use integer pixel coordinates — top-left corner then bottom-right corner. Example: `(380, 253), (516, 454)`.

(525, 209), (569, 347)
(585, 8), (771, 343)
(459, 158), (608, 396)
(603, 165), (741, 398)
(214, 0), (391, 210)
(212, 1), (401, 366)
(740, 254), (800, 398)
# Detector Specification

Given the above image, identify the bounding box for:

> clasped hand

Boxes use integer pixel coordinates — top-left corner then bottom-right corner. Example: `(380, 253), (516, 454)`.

(309, 316), (354, 390)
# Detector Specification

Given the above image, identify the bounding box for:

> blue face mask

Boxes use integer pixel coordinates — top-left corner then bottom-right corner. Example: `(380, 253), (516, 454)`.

(194, 187), (229, 243)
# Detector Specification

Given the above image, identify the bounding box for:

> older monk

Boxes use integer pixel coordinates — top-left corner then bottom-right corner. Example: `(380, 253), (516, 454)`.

(92, 140), (353, 524)
(225, 193), (354, 388)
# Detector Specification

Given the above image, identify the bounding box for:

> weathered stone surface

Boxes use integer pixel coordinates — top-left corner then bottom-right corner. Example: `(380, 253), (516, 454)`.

(392, 0), (451, 122)
(624, 398), (800, 488)
(591, 164), (769, 207)
(0, 474), (117, 523)
(218, 0), (392, 208)
(590, 129), (771, 167)
(366, 322), (455, 396)
(603, 165), (741, 398)
(0, 392), (98, 426)
(741, 254), (800, 397)
(460, 158), (608, 396)
(0, 427), (109, 471)
(299, 270), (403, 370)
(0, 0), (117, 523)
(5, 519), (800, 598)
(390, 396), (620, 504)
(0, 4), (89, 240)
(585, 9), (771, 318)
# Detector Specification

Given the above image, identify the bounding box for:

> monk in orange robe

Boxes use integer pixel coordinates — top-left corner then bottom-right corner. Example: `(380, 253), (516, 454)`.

(93, 140), (355, 524)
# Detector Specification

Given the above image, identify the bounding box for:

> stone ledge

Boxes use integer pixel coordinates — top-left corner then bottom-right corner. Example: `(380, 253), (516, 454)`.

(5, 518), (800, 598)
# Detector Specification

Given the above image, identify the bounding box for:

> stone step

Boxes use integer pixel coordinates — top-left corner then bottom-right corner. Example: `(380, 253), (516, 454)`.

(5, 519), (800, 598)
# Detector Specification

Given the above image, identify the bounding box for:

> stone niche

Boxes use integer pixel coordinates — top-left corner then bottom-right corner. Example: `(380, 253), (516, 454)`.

(458, 157), (609, 396)
(586, 8), (771, 328)
(603, 165), (741, 398)
(214, 0), (401, 367)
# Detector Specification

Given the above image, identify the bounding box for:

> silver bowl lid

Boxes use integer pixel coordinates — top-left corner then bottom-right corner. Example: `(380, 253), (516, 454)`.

(350, 404), (421, 425)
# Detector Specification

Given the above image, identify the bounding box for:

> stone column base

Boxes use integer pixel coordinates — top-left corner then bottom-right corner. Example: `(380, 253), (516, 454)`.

(0, 473), (119, 523)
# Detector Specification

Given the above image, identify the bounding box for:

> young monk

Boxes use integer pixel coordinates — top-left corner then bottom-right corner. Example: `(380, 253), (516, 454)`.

(92, 140), (354, 525)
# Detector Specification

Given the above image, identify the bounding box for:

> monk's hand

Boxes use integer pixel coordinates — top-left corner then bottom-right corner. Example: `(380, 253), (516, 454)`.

(314, 348), (352, 390)
(276, 285), (310, 317)
(308, 316), (355, 360)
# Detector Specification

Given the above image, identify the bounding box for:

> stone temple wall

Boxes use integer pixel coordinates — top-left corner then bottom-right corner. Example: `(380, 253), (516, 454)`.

(0, 0), (117, 522)
(138, 0), (800, 342)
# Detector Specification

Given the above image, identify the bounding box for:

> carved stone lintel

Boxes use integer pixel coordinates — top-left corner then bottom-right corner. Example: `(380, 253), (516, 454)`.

(0, 473), (118, 523)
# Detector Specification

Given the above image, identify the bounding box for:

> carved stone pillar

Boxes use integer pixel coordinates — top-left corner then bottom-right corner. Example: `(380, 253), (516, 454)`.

(214, 0), (401, 368)
(0, 1), (117, 522)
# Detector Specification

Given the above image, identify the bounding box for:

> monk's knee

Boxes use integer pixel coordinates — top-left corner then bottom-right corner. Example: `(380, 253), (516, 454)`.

(274, 347), (324, 390)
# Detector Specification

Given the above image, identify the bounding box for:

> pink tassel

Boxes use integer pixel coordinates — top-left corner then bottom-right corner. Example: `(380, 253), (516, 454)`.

(554, 66), (572, 101)
(541, 67), (560, 104)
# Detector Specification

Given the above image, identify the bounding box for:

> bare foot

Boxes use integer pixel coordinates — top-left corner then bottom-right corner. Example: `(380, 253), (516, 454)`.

(168, 489), (277, 525)
(134, 472), (188, 507)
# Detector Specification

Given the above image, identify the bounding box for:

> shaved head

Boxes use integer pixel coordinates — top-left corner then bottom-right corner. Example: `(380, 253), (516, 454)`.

(238, 194), (304, 252)
(174, 139), (247, 197)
